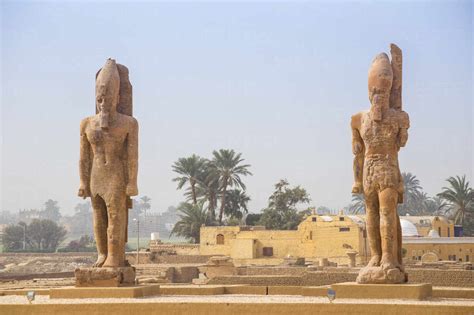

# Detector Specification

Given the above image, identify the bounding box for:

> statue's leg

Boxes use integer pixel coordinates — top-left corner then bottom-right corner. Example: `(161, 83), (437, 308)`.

(379, 187), (400, 271)
(91, 195), (108, 267)
(396, 214), (404, 270)
(102, 193), (127, 267)
(365, 191), (382, 266)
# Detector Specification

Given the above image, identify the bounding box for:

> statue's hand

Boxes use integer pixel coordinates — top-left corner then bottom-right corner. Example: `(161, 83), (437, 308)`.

(126, 184), (138, 196)
(78, 185), (91, 199)
(352, 141), (363, 155)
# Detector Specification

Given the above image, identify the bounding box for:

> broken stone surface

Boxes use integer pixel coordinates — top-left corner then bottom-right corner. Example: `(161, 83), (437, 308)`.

(75, 267), (136, 287)
(356, 266), (407, 285)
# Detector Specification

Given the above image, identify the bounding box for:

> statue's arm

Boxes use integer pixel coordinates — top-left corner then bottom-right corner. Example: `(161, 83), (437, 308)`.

(351, 113), (364, 193)
(78, 118), (92, 198)
(398, 111), (410, 148)
(126, 117), (139, 196)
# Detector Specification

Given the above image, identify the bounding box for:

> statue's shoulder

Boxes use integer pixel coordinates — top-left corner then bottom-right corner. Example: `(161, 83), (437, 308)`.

(80, 116), (94, 131)
(117, 113), (138, 128)
(351, 111), (367, 128)
(393, 109), (409, 128)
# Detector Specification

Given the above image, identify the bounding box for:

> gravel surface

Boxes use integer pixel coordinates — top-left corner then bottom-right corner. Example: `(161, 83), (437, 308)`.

(0, 295), (473, 306)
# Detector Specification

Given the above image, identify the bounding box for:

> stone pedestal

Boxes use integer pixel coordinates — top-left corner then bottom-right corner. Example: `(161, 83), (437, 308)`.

(330, 282), (432, 300)
(75, 267), (136, 287)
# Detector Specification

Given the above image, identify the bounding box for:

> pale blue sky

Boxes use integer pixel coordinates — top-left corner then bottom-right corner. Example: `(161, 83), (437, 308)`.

(1, 1), (472, 215)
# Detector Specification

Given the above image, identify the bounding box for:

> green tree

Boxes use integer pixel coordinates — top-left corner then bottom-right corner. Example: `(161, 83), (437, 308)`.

(349, 194), (365, 214)
(172, 155), (206, 205)
(210, 149), (252, 224)
(224, 189), (250, 220)
(186, 160), (219, 221)
(437, 175), (473, 228)
(170, 202), (211, 243)
(40, 199), (61, 223)
(140, 196), (152, 217)
(28, 219), (67, 251)
(245, 213), (262, 226)
(2, 223), (26, 251)
(423, 196), (450, 215)
(258, 179), (310, 230)
(398, 172), (424, 215)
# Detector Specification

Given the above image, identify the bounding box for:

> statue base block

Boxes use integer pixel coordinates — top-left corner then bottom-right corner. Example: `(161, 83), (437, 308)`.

(50, 284), (160, 299)
(356, 266), (407, 284)
(75, 267), (136, 287)
(331, 282), (432, 300)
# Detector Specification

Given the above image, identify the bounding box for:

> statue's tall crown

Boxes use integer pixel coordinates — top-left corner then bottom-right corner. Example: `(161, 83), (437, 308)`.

(96, 58), (120, 101)
(368, 53), (393, 95)
(95, 59), (133, 116)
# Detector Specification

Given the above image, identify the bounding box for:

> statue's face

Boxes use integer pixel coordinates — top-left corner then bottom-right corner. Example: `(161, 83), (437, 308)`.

(96, 85), (118, 114)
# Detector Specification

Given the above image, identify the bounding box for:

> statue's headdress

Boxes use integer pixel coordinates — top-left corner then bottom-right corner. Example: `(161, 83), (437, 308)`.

(95, 59), (133, 116)
(368, 53), (393, 99)
(389, 44), (402, 110)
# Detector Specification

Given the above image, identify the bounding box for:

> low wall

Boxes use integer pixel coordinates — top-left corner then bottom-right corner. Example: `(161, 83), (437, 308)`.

(209, 267), (474, 287)
(126, 253), (211, 265)
(149, 242), (200, 255)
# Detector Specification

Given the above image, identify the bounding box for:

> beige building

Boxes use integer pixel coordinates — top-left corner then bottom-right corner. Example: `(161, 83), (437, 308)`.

(200, 214), (473, 265)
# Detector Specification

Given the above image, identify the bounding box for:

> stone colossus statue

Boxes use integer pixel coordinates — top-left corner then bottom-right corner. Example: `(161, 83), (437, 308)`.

(78, 59), (138, 268)
(351, 44), (409, 284)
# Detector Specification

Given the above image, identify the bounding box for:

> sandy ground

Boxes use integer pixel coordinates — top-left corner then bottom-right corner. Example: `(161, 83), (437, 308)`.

(0, 294), (473, 306)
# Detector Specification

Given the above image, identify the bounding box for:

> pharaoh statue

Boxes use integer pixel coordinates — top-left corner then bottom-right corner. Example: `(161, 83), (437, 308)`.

(351, 44), (409, 284)
(77, 59), (138, 286)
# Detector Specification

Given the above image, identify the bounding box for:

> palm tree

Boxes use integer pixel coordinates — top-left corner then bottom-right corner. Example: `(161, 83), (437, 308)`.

(423, 196), (450, 215)
(172, 155), (206, 205)
(437, 175), (473, 225)
(170, 201), (210, 243)
(399, 172), (423, 215)
(140, 196), (151, 217)
(210, 149), (252, 224)
(349, 194), (365, 214)
(184, 160), (220, 221)
(224, 189), (251, 219)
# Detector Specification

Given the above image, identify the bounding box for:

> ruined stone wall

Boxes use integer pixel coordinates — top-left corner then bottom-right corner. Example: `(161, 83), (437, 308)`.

(406, 269), (474, 287)
(149, 242), (200, 255)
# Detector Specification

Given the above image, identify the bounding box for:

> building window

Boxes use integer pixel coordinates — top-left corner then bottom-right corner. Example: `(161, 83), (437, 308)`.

(312, 217), (317, 222)
(309, 231), (313, 240)
(453, 255), (456, 261)
(339, 227), (350, 232)
(216, 234), (224, 245)
(448, 228), (450, 237)
(412, 256), (416, 260)
(438, 227), (441, 236)
(466, 255), (470, 262)
(339, 217), (345, 221)
(263, 247), (273, 257)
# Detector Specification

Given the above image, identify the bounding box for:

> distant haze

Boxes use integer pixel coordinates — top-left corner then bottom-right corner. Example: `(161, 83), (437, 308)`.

(1, 2), (472, 215)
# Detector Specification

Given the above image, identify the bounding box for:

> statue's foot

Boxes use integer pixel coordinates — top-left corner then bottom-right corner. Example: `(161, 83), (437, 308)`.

(380, 254), (397, 271)
(102, 255), (122, 268)
(93, 253), (107, 267)
(351, 182), (363, 194)
(367, 255), (381, 267)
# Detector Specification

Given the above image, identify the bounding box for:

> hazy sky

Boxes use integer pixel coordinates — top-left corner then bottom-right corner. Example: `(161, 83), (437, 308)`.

(1, 1), (472, 215)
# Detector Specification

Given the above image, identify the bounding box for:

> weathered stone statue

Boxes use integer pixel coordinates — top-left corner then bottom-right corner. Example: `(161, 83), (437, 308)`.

(351, 44), (409, 284)
(77, 58), (138, 286)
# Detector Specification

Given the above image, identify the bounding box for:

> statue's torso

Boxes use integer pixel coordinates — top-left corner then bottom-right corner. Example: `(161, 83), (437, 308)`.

(358, 109), (403, 194)
(85, 114), (132, 197)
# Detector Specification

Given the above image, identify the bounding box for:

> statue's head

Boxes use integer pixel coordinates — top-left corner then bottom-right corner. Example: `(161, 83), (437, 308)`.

(95, 58), (120, 129)
(368, 53), (393, 121)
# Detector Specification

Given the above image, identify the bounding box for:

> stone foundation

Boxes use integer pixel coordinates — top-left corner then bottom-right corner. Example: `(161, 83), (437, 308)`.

(74, 267), (136, 287)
